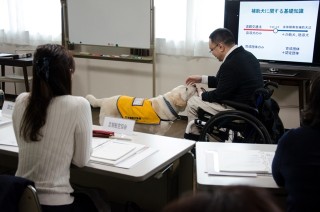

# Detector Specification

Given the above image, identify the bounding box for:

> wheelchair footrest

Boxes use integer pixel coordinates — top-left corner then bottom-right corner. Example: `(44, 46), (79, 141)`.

(184, 133), (200, 141)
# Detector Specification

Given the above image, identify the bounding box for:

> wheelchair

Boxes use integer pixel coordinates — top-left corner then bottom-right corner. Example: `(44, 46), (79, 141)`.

(185, 81), (285, 144)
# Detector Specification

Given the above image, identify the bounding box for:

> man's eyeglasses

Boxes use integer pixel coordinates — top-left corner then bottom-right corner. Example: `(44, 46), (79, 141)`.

(209, 43), (219, 53)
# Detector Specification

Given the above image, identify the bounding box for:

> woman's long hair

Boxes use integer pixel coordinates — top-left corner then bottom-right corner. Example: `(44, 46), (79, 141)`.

(20, 44), (75, 141)
(302, 73), (320, 128)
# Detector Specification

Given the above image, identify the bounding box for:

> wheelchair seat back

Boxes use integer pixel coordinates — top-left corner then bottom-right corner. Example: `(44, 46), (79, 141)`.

(254, 82), (285, 143)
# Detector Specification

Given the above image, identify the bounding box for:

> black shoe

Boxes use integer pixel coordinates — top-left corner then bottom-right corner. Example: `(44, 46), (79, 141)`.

(184, 133), (200, 141)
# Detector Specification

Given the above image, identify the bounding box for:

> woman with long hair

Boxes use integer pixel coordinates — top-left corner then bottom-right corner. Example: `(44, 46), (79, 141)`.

(12, 44), (97, 212)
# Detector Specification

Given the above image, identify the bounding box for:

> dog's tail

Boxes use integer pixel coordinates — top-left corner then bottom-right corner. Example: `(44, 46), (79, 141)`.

(85, 94), (103, 108)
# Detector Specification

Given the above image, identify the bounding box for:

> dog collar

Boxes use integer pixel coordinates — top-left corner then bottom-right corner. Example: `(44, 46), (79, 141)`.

(162, 96), (180, 120)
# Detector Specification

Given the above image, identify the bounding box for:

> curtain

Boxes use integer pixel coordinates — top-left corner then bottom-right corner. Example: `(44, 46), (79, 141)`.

(0, 0), (225, 57)
(0, 0), (61, 46)
(154, 0), (225, 57)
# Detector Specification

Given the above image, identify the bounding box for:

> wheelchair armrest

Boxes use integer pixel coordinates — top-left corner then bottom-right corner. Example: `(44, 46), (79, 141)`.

(219, 100), (259, 117)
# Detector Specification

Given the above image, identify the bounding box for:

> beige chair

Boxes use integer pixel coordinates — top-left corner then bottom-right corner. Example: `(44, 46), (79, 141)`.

(18, 185), (42, 212)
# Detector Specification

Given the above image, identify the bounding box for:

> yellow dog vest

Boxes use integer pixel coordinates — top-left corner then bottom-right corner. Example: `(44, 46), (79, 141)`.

(117, 96), (161, 125)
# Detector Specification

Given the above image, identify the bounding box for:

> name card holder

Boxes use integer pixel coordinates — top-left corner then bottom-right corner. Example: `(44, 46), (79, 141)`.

(103, 117), (135, 136)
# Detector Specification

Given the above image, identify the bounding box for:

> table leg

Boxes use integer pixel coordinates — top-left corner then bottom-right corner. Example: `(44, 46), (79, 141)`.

(305, 80), (311, 105)
(22, 66), (30, 92)
(1, 64), (5, 92)
(178, 151), (195, 196)
(298, 81), (304, 113)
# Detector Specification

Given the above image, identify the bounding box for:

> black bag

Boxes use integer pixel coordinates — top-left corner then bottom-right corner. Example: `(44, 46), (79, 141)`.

(259, 98), (285, 144)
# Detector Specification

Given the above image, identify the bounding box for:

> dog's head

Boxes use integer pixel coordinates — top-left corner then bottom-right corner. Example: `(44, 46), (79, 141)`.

(164, 84), (197, 111)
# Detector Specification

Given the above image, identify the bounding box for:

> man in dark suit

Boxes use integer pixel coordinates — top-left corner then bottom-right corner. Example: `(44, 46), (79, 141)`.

(184, 28), (264, 140)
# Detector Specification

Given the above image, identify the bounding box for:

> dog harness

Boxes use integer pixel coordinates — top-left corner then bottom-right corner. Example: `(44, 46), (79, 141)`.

(117, 96), (161, 125)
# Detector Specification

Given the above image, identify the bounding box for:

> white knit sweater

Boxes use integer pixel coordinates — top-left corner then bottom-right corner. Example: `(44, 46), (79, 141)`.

(12, 93), (93, 206)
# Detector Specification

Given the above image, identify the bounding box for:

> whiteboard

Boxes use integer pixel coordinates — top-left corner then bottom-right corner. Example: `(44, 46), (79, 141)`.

(67, 0), (152, 48)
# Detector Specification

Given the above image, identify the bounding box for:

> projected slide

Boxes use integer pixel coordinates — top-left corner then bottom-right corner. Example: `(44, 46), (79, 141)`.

(238, 1), (319, 63)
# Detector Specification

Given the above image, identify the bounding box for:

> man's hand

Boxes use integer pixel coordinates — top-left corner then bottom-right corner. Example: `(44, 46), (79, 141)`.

(186, 75), (202, 85)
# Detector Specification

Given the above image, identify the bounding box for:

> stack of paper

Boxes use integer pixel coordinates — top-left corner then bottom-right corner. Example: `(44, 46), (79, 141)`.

(90, 139), (157, 169)
(205, 150), (274, 177)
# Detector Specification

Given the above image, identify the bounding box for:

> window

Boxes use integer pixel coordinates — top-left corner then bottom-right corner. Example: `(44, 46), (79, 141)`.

(0, 0), (61, 46)
(0, 0), (225, 57)
(154, 0), (225, 57)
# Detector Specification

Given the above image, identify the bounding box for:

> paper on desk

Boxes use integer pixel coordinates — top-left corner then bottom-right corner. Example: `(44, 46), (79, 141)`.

(90, 140), (158, 169)
(0, 115), (12, 126)
(263, 151), (275, 173)
(0, 124), (17, 147)
(90, 140), (145, 165)
(1, 101), (15, 117)
(0, 109), (12, 127)
(115, 147), (158, 169)
(205, 151), (257, 177)
(92, 140), (137, 161)
(216, 150), (272, 173)
(205, 150), (275, 175)
(205, 150), (274, 177)
(92, 138), (111, 149)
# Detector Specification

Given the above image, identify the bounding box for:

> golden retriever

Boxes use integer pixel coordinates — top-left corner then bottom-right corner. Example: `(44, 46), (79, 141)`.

(86, 85), (196, 135)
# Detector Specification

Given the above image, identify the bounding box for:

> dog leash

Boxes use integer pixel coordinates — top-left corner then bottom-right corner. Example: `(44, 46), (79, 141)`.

(162, 96), (181, 120)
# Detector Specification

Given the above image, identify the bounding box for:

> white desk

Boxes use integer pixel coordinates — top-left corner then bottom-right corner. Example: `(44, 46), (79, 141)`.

(0, 123), (195, 211)
(196, 142), (286, 209)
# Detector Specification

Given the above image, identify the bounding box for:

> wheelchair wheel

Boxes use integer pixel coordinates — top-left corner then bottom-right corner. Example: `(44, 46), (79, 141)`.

(198, 110), (272, 144)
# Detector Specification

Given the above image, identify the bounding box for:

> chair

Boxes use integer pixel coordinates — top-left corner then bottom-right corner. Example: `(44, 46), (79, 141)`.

(19, 185), (42, 212)
(185, 81), (285, 144)
(0, 175), (42, 212)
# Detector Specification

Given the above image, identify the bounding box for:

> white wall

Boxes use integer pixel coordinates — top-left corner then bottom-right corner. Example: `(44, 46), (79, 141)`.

(1, 44), (300, 128)
(272, 85), (300, 129)
(71, 55), (219, 98)
(72, 58), (154, 98)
